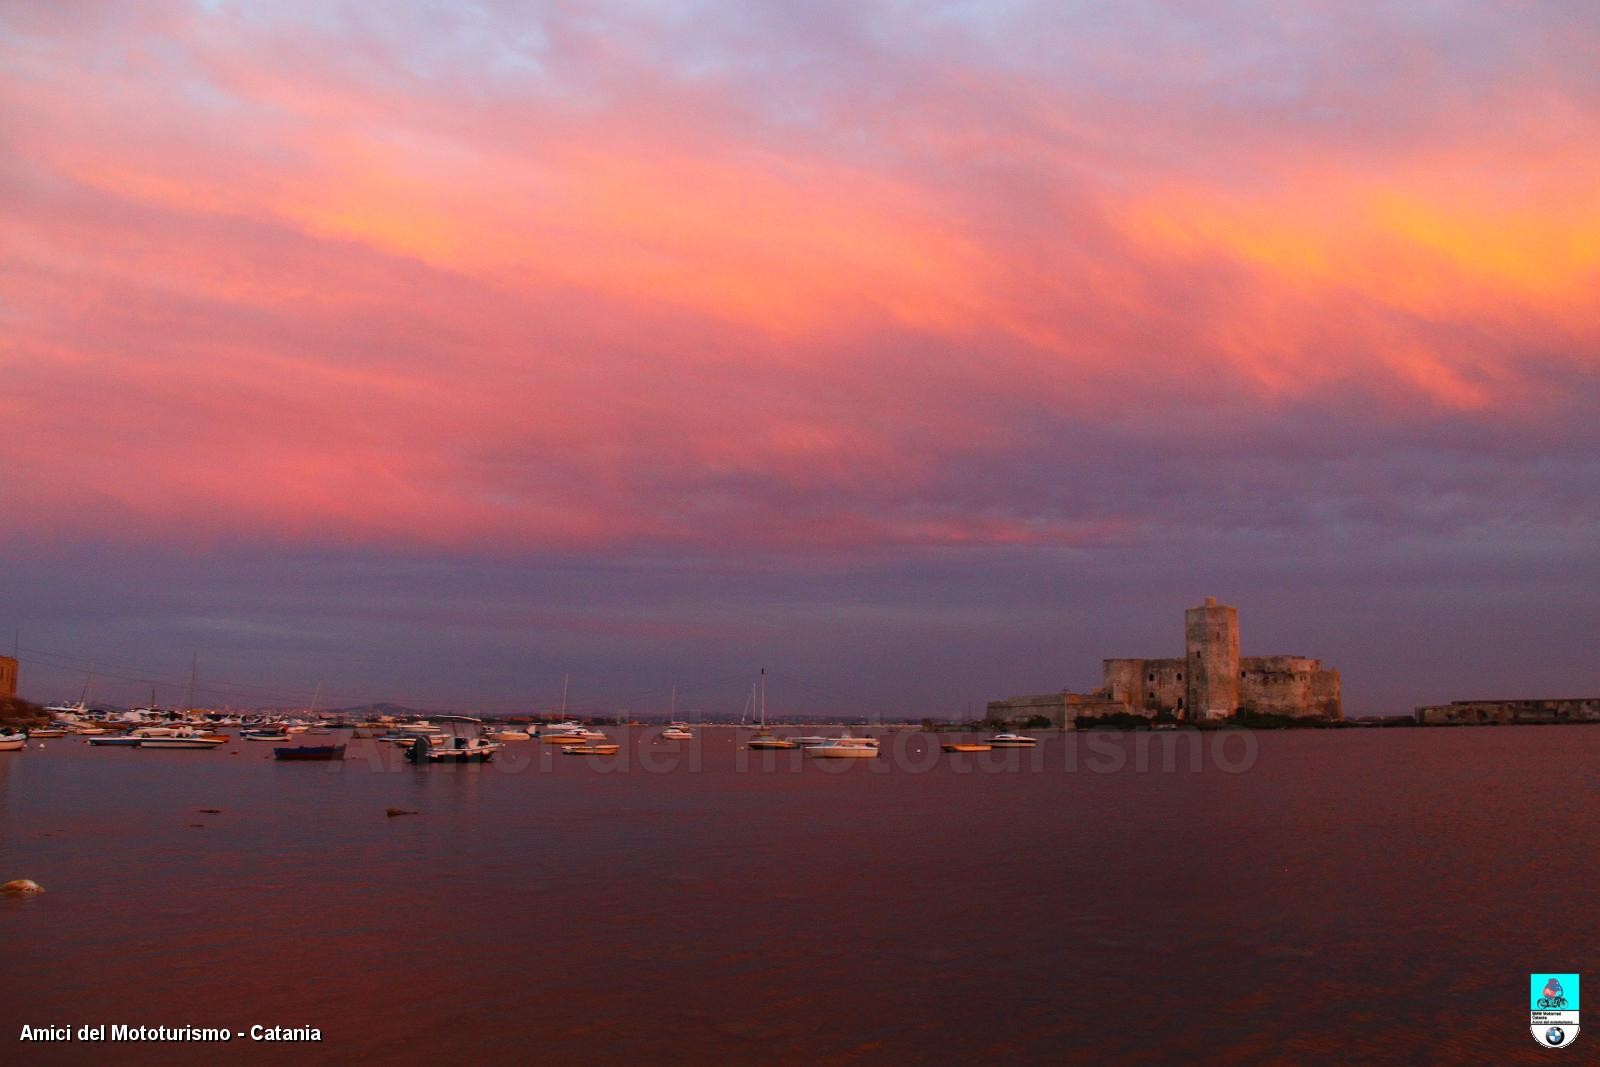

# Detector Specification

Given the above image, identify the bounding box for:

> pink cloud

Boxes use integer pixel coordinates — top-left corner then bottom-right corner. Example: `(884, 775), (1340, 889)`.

(2, 1), (1597, 556)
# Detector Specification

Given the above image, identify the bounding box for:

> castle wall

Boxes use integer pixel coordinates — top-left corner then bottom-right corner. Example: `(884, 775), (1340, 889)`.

(986, 693), (1067, 728)
(1102, 658), (1184, 715)
(1240, 656), (1311, 717)
(1415, 699), (1600, 725)
(0, 655), (15, 700)
(1064, 693), (1140, 726)
(1310, 670), (1341, 719)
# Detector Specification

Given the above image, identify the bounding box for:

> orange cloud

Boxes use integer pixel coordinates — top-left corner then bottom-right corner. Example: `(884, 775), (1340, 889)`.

(3, 1), (1598, 554)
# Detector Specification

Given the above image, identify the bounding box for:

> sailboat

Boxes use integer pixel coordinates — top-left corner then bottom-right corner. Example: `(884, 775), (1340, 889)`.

(661, 684), (693, 740)
(747, 669), (796, 749)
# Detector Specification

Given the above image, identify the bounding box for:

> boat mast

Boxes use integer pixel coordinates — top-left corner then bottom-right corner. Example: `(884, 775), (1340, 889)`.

(760, 668), (766, 729)
(561, 673), (569, 717)
(182, 651), (197, 715)
(670, 684), (676, 721)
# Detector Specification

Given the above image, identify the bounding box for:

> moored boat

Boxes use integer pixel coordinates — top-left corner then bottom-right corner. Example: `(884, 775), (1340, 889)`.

(563, 743), (621, 756)
(273, 744), (346, 761)
(139, 728), (228, 749)
(0, 731), (26, 752)
(986, 733), (1038, 747)
(406, 716), (499, 764)
(412, 737), (499, 763)
(744, 670), (796, 748)
(941, 742), (992, 753)
(809, 735), (880, 758)
(539, 721), (587, 743)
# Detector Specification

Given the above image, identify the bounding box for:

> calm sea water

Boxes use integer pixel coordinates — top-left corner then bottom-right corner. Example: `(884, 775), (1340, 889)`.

(3, 726), (1595, 1064)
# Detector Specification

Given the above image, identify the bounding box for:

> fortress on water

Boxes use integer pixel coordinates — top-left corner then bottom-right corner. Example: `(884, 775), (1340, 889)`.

(988, 597), (1342, 728)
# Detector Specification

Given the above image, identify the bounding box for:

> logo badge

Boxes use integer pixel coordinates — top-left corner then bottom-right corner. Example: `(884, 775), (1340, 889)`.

(1531, 973), (1580, 1049)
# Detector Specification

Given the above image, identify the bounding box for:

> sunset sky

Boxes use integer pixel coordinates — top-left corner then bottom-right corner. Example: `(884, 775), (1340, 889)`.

(3, 1), (1597, 715)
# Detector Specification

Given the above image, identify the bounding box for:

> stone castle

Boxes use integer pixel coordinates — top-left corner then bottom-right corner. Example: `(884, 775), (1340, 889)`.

(988, 597), (1342, 727)
(0, 654), (16, 700)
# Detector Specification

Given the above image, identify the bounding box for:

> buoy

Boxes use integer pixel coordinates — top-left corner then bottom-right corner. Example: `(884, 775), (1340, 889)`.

(2, 879), (44, 894)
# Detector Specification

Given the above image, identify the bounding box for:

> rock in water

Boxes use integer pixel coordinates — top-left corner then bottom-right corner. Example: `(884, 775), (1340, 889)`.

(385, 808), (419, 818)
(2, 879), (44, 894)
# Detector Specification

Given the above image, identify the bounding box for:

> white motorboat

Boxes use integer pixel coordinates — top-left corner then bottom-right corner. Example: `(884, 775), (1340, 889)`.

(0, 730), (27, 752)
(419, 736), (500, 762)
(538, 720), (586, 743)
(808, 735), (880, 758)
(407, 718), (500, 763)
(491, 728), (532, 742)
(139, 727), (227, 749)
(661, 723), (694, 740)
(242, 729), (290, 742)
(986, 733), (1038, 747)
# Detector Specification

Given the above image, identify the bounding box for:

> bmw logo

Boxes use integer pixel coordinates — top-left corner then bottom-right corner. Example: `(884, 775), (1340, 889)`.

(1547, 1026), (1566, 1046)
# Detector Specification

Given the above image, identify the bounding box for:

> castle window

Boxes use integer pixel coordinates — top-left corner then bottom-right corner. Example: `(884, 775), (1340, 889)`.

(1177, 673), (1183, 681)
(1147, 674), (1154, 682)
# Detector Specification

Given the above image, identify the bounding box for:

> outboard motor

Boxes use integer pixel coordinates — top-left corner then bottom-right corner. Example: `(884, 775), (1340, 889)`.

(404, 737), (426, 764)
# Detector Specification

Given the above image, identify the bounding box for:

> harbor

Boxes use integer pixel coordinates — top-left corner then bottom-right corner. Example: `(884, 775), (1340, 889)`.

(5, 725), (1595, 1063)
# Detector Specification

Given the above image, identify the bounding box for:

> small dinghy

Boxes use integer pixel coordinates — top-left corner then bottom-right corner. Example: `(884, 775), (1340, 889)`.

(563, 743), (621, 756)
(273, 744), (347, 761)
(940, 742), (992, 753)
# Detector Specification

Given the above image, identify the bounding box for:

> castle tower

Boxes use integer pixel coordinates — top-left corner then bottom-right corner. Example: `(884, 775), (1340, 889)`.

(1184, 597), (1239, 722)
